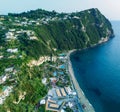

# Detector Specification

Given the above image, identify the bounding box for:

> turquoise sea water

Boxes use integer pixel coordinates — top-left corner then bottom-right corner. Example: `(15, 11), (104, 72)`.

(71, 21), (120, 112)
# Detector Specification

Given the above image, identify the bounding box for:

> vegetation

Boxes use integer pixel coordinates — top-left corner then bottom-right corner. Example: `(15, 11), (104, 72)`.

(0, 8), (114, 111)
(0, 65), (48, 111)
(6, 8), (114, 60)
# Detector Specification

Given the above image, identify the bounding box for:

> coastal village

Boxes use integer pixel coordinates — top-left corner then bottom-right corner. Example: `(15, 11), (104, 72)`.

(38, 53), (79, 112)
(0, 34), (95, 112)
(37, 53), (95, 112)
(0, 48), (95, 112)
(0, 0), (115, 110)
(0, 10), (102, 112)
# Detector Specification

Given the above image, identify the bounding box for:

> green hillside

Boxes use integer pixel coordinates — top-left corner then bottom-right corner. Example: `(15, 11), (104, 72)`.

(0, 8), (114, 112)
(6, 8), (114, 59)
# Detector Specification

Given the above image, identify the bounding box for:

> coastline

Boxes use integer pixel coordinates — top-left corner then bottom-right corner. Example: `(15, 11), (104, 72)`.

(66, 37), (114, 112)
(67, 50), (95, 112)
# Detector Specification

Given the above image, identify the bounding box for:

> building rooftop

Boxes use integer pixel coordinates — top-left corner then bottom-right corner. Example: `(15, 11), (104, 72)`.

(40, 99), (46, 104)
(65, 86), (72, 95)
(46, 99), (60, 112)
(42, 78), (47, 85)
(49, 103), (59, 108)
(60, 88), (66, 97)
(48, 99), (56, 104)
(56, 89), (62, 97)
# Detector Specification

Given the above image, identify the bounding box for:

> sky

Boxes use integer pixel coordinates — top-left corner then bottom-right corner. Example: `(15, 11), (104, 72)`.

(0, 0), (120, 20)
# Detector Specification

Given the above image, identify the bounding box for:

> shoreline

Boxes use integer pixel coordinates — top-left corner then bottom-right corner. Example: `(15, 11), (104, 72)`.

(67, 50), (95, 112)
(66, 37), (113, 112)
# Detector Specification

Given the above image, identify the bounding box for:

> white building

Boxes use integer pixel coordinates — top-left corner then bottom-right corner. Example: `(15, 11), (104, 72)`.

(0, 75), (7, 84)
(7, 48), (18, 53)
(0, 98), (4, 104)
(40, 99), (46, 104)
(68, 102), (73, 108)
(6, 32), (13, 36)
(30, 36), (38, 40)
(9, 29), (15, 32)
(0, 55), (3, 59)
(72, 91), (77, 96)
(61, 109), (65, 112)
(42, 78), (47, 85)
(49, 77), (57, 82)
(4, 86), (13, 97)
(65, 86), (72, 95)
(0, 86), (13, 105)
(5, 67), (14, 72)
(5, 31), (17, 40)
(2, 76), (7, 82)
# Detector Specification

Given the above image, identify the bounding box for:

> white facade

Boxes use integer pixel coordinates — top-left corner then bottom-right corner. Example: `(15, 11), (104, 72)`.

(42, 78), (47, 85)
(40, 99), (46, 104)
(7, 48), (18, 53)
(5, 67), (14, 72)
(0, 86), (13, 105)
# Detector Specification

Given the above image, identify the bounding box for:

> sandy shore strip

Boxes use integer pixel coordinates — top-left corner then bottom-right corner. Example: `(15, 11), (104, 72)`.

(67, 50), (95, 112)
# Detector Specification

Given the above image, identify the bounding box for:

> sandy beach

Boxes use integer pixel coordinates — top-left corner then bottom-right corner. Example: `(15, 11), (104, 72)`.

(67, 50), (95, 112)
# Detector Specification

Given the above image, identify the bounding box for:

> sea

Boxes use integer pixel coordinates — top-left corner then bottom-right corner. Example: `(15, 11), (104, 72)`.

(70, 21), (120, 112)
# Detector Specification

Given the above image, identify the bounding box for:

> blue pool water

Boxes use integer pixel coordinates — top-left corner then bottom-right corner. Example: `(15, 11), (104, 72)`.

(70, 21), (120, 112)
(59, 64), (66, 69)
(53, 71), (57, 76)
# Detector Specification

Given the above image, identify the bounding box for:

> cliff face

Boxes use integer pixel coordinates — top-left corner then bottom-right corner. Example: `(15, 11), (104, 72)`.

(6, 8), (114, 59)
(38, 8), (114, 50)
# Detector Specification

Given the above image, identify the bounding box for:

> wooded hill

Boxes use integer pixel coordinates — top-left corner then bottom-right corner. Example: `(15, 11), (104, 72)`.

(7, 8), (114, 59)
